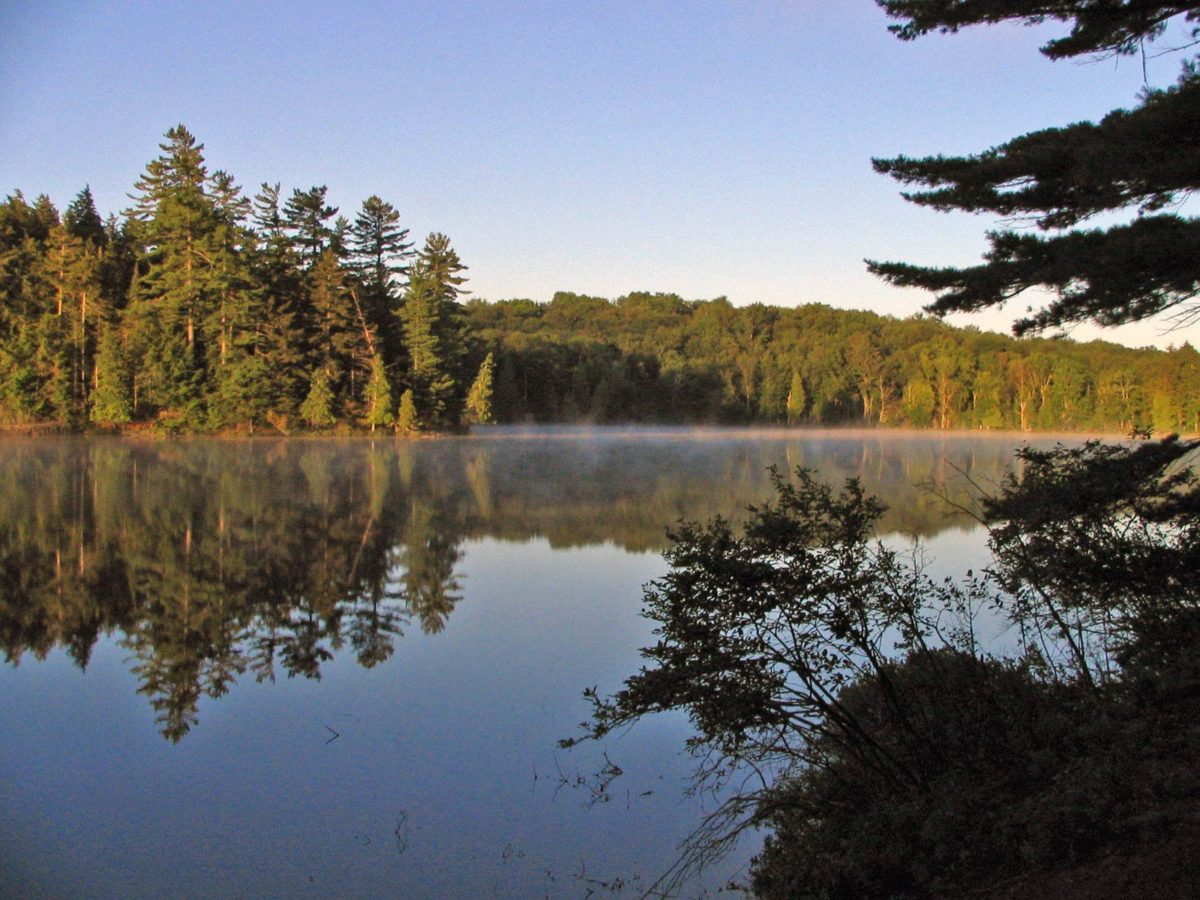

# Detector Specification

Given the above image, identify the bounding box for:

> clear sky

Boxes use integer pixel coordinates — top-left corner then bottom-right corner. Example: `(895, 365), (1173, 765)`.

(2, 0), (1195, 349)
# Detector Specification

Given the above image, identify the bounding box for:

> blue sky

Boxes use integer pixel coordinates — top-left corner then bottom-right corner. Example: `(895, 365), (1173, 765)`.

(2, 0), (1194, 348)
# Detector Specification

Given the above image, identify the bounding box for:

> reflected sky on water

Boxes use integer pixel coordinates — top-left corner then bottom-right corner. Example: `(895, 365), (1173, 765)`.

(0, 427), (1072, 897)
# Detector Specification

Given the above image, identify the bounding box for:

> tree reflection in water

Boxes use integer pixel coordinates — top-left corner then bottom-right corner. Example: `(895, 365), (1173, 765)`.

(0, 429), (1054, 741)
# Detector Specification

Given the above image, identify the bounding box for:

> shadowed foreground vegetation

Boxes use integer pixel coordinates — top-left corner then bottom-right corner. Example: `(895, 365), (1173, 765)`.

(566, 437), (1200, 898)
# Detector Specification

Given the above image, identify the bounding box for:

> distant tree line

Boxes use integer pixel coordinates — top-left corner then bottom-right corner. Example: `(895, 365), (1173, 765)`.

(3, 125), (1197, 435)
(467, 292), (1200, 432)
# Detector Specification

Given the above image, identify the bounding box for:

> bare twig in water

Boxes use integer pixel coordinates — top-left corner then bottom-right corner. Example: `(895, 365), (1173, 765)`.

(394, 812), (408, 855)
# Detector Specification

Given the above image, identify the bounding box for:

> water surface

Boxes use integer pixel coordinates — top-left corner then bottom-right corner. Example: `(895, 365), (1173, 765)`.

(0, 427), (1062, 897)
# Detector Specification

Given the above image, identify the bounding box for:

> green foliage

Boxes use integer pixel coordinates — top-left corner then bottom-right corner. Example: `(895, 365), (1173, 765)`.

(64, 186), (106, 246)
(349, 194), (412, 296)
(4, 122), (1197, 434)
(785, 371), (806, 423)
(878, 1), (1199, 60)
(395, 387), (420, 433)
(90, 326), (131, 424)
(869, 3), (1200, 335)
(465, 294), (1197, 430)
(212, 351), (271, 431)
(401, 240), (468, 430)
(363, 353), (394, 431)
(300, 369), (337, 427)
(284, 185), (337, 264)
(465, 352), (496, 425)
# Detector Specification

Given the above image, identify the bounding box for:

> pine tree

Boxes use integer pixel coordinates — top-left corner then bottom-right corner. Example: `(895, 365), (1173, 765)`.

(397, 233), (471, 429)
(90, 324), (131, 424)
(307, 249), (372, 416)
(41, 223), (102, 420)
(350, 195), (412, 368)
(63, 186), (107, 247)
(786, 371), (807, 425)
(869, 2), (1200, 336)
(249, 182), (306, 414)
(401, 262), (459, 429)
(350, 195), (413, 295)
(465, 352), (496, 424)
(284, 186), (337, 266)
(213, 351), (270, 431)
(300, 369), (337, 427)
(417, 231), (469, 301)
(363, 353), (394, 431)
(395, 388), (419, 434)
(125, 125), (223, 417)
(204, 170), (253, 376)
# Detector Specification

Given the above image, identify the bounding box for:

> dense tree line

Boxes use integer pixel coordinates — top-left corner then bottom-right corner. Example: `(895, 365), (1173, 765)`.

(0, 125), (492, 434)
(467, 292), (1200, 432)
(5, 125), (1195, 436)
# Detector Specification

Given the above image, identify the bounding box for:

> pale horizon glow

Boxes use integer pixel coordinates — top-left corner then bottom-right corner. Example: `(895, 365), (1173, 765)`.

(2, 0), (1195, 350)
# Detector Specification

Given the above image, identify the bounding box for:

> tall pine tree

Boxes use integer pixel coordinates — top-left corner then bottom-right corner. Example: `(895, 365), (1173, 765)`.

(125, 125), (222, 418)
(400, 235), (470, 430)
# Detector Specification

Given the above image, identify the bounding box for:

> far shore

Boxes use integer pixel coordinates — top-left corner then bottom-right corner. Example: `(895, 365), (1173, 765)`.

(0, 421), (1168, 442)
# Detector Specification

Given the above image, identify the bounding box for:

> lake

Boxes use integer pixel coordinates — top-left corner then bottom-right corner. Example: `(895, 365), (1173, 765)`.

(0, 427), (1066, 897)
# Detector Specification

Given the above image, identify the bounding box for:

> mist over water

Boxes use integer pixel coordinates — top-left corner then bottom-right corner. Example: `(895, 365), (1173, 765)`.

(0, 427), (1070, 896)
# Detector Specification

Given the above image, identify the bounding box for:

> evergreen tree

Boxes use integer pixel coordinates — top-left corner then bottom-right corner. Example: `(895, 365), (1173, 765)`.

(90, 324), (131, 424)
(396, 388), (419, 434)
(249, 182), (307, 414)
(307, 249), (372, 414)
(363, 353), (394, 431)
(125, 125), (223, 416)
(39, 223), (103, 420)
(786, 371), (807, 425)
(465, 352), (496, 424)
(213, 351), (271, 431)
(350, 195), (413, 295)
(284, 186), (337, 265)
(417, 231), (469, 301)
(63, 186), (107, 247)
(203, 170), (253, 375)
(869, 2), (1200, 336)
(299, 369), (337, 427)
(401, 241), (469, 430)
(349, 195), (412, 368)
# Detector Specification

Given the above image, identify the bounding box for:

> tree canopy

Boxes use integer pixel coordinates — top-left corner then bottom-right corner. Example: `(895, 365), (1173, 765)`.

(0, 125), (480, 434)
(4, 122), (1198, 434)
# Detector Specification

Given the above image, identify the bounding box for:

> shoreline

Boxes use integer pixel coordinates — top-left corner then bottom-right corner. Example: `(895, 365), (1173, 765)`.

(0, 421), (1171, 442)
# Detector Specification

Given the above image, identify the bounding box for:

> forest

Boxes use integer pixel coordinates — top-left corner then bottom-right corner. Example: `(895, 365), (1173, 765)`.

(3, 124), (1197, 436)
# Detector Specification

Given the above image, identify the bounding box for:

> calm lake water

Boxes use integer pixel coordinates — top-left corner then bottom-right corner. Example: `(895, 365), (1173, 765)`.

(0, 427), (1066, 897)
